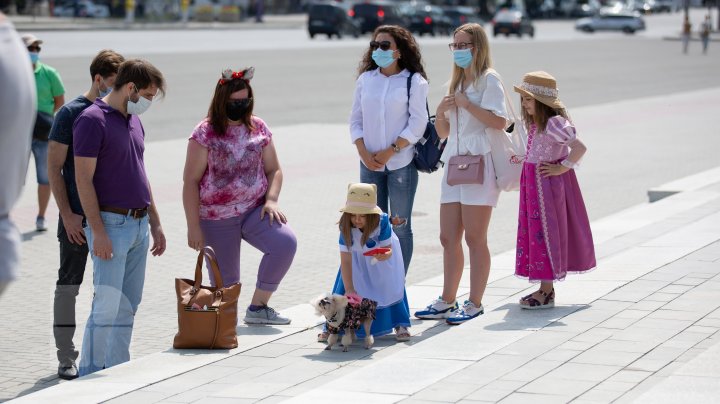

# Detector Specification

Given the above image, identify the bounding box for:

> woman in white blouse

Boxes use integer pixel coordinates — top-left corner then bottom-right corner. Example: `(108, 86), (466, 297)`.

(349, 25), (429, 273)
(414, 23), (508, 325)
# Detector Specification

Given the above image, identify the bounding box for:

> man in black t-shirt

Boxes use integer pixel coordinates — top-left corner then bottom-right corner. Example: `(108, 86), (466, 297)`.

(47, 49), (124, 380)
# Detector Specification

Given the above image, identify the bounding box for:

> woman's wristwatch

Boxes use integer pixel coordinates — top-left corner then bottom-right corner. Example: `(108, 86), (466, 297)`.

(391, 143), (401, 153)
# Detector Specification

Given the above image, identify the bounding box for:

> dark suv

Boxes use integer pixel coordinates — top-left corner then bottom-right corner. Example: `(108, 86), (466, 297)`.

(351, 1), (407, 35)
(308, 2), (360, 39)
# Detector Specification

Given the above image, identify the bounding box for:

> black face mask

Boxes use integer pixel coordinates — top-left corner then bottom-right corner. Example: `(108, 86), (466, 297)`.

(226, 98), (251, 121)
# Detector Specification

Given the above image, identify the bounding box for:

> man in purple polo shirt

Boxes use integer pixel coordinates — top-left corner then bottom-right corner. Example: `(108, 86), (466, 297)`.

(73, 59), (167, 376)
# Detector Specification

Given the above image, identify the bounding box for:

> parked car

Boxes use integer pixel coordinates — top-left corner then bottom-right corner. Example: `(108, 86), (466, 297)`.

(442, 6), (483, 30)
(351, 1), (407, 35)
(53, 0), (110, 18)
(307, 1), (360, 39)
(492, 8), (535, 38)
(575, 11), (646, 33)
(407, 4), (453, 36)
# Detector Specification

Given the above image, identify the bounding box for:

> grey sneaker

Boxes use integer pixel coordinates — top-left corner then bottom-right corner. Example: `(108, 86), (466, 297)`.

(243, 305), (291, 325)
(36, 216), (47, 232)
(58, 362), (78, 380)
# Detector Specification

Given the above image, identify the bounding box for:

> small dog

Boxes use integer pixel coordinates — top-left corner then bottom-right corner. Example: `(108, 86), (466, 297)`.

(310, 293), (377, 352)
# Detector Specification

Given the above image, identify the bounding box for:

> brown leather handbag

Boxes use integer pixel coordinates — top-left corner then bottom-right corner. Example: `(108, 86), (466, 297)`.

(173, 247), (241, 349)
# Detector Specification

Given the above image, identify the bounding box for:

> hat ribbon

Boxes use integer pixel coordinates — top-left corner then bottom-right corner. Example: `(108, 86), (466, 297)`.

(521, 82), (558, 98)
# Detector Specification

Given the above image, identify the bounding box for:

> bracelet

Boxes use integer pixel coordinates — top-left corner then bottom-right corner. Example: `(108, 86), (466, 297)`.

(560, 159), (578, 169)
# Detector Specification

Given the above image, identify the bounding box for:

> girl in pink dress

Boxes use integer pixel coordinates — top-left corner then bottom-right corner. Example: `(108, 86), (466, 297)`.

(513, 71), (596, 309)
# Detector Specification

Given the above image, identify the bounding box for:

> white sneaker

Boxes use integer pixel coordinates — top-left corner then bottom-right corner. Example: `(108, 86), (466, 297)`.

(446, 300), (484, 325)
(414, 297), (459, 319)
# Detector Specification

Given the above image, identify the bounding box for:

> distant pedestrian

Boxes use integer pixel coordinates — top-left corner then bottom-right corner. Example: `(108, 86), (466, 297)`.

(255, 0), (264, 22)
(47, 49), (125, 380)
(182, 67), (297, 325)
(0, 13), (36, 297)
(350, 25), (429, 274)
(22, 33), (65, 232)
(415, 23), (507, 325)
(75, 59), (167, 376)
(317, 183), (411, 344)
(513, 71), (596, 309)
(701, 15), (711, 54)
(682, 16), (692, 54)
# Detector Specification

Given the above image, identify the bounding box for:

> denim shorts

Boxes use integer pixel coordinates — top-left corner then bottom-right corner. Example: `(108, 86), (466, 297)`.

(31, 139), (49, 185)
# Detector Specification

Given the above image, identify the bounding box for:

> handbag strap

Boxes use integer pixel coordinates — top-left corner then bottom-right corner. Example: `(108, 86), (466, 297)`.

(484, 69), (527, 151)
(193, 246), (226, 289)
(484, 68), (520, 126)
(406, 73), (431, 120)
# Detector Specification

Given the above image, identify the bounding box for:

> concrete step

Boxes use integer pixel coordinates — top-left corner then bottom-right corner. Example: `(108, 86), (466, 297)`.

(13, 167), (720, 403)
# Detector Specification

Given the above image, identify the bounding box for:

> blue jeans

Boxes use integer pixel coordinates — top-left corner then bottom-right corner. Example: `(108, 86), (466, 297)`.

(31, 139), (49, 185)
(360, 162), (418, 273)
(79, 212), (149, 376)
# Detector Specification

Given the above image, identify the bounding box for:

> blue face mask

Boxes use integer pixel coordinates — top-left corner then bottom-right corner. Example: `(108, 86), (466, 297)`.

(372, 49), (395, 69)
(98, 79), (112, 98)
(453, 49), (473, 69)
(29, 52), (39, 64)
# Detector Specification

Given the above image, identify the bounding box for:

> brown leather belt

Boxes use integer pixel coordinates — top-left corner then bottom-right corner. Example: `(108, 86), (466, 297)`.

(99, 206), (148, 219)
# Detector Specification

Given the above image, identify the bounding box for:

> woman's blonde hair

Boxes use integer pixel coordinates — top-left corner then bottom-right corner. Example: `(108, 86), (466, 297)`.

(338, 213), (380, 248)
(448, 23), (492, 94)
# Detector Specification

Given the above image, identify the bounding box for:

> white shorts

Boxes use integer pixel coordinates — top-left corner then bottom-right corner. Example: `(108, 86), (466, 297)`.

(440, 151), (500, 207)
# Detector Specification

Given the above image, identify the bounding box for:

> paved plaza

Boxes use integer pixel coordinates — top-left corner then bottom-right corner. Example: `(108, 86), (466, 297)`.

(3, 8), (720, 403)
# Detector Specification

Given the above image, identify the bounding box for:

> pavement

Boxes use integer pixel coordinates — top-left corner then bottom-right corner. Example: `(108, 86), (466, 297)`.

(7, 163), (720, 404)
(2, 84), (720, 402)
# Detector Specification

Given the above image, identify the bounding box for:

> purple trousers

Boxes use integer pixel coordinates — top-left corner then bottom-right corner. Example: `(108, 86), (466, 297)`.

(200, 204), (297, 292)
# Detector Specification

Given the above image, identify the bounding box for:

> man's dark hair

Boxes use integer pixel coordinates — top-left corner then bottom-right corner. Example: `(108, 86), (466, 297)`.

(89, 49), (125, 79)
(113, 59), (166, 97)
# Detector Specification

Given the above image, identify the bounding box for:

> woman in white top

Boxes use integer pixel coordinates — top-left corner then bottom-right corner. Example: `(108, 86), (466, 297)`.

(415, 23), (508, 325)
(349, 25), (429, 273)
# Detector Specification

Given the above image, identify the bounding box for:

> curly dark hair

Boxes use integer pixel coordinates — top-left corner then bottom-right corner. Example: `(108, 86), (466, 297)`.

(357, 25), (427, 80)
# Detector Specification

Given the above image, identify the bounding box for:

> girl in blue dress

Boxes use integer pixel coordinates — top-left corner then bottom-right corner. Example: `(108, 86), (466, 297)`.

(319, 183), (411, 343)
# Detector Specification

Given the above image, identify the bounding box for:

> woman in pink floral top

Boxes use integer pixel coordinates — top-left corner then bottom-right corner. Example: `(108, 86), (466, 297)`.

(513, 71), (596, 310)
(182, 67), (297, 325)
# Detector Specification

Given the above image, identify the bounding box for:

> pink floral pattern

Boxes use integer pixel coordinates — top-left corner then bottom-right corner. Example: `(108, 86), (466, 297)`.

(190, 117), (271, 220)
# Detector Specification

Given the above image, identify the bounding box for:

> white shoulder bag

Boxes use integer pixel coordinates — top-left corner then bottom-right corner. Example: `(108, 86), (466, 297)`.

(484, 70), (527, 192)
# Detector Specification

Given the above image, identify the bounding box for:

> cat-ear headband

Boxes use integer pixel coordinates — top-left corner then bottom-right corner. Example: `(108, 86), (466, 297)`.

(218, 66), (254, 86)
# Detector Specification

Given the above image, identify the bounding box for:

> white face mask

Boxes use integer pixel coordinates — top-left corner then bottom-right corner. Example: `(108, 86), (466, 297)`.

(126, 85), (152, 115)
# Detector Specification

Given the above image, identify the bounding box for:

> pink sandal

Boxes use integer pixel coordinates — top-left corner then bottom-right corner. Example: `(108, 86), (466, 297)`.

(520, 289), (555, 310)
(395, 326), (411, 342)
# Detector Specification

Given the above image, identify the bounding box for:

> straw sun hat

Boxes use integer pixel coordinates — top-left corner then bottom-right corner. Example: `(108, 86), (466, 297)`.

(339, 183), (383, 215)
(513, 71), (565, 110)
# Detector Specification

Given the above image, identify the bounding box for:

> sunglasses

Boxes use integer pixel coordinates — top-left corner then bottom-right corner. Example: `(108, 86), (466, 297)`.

(369, 40), (392, 51)
(27, 45), (42, 52)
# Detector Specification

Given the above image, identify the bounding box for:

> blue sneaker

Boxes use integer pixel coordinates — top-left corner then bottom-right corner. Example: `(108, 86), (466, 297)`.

(446, 300), (484, 325)
(414, 297), (459, 319)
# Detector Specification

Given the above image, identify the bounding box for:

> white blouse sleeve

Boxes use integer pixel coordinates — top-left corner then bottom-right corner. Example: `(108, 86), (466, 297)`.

(397, 73), (429, 145)
(480, 73), (508, 120)
(349, 74), (365, 144)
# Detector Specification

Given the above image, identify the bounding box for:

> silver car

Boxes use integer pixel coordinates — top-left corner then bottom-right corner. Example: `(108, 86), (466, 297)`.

(575, 11), (646, 34)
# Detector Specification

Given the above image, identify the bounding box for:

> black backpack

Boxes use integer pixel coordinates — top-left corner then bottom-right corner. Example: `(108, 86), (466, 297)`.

(407, 74), (446, 174)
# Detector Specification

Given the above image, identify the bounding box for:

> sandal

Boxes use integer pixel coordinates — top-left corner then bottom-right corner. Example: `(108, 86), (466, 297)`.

(520, 289), (555, 310)
(317, 332), (329, 343)
(394, 326), (411, 342)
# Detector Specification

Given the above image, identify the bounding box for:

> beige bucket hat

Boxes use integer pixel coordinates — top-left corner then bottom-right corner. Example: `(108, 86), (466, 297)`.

(513, 71), (565, 110)
(21, 33), (43, 47)
(339, 183), (383, 215)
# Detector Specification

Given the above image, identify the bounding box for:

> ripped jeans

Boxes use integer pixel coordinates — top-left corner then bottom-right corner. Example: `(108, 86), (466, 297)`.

(361, 162), (418, 273)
